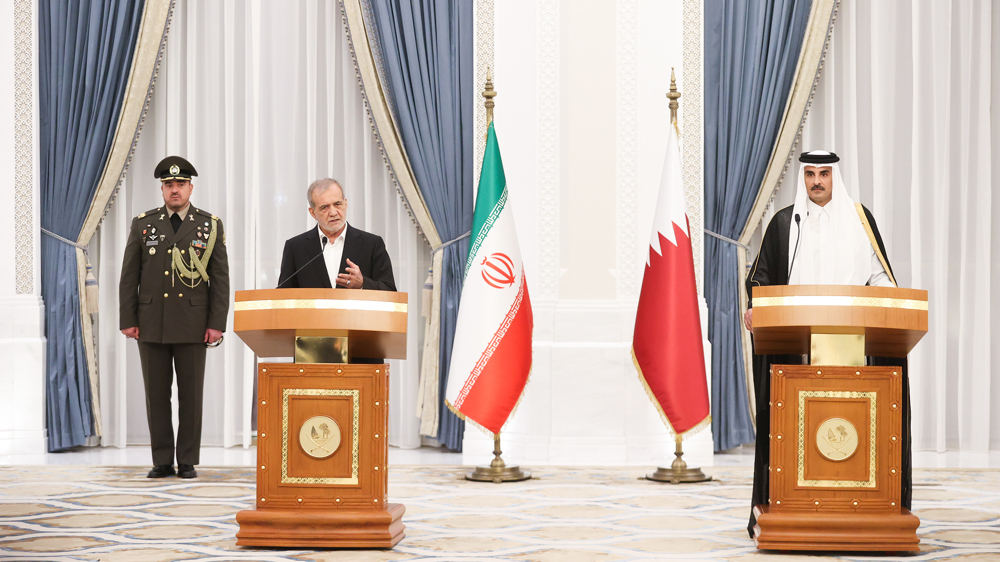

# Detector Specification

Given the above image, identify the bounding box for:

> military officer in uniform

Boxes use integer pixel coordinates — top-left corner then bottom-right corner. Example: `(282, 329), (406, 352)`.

(119, 156), (230, 479)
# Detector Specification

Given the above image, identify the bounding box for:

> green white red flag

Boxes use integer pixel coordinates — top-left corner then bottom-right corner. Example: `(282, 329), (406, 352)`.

(631, 123), (710, 438)
(445, 122), (533, 434)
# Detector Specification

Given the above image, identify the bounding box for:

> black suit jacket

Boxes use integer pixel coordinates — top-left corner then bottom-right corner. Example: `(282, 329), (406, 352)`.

(277, 224), (396, 291)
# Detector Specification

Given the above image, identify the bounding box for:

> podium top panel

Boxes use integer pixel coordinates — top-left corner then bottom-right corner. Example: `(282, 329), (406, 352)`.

(750, 285), (928, 358)
(235, 288), (407, 306)
(233, 289), (408, 360)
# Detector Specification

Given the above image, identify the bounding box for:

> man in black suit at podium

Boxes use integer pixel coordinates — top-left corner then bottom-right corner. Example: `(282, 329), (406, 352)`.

(278, 178), (396, 292)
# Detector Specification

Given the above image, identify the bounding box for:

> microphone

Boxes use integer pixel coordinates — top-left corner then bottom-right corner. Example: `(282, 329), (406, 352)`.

(277, 236), (327, 288)
(787, 213), (802, 279)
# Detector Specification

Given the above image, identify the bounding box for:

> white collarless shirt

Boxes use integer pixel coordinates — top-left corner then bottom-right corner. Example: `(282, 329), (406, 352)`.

(319, 224), (348, 286)
(804, 199), (832, 283)
(792, 199), (892, 286)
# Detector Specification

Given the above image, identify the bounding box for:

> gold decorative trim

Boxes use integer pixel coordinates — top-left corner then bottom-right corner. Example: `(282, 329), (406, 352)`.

(753, 295), (927, 310)
(797, 390), (877, 488)
(339, 0), (442, 248)
(236, 299), (407, 313)
(78, 0), (173, 245)
(855, 202), (897, 287)
(282, 388), (360, 485)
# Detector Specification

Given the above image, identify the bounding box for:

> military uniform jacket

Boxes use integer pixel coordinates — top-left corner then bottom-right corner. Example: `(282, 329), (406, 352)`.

(119, 205), (230, 343)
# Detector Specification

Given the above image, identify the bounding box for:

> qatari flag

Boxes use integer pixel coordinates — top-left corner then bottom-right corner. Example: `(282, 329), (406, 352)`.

(631, 122), (710, 438)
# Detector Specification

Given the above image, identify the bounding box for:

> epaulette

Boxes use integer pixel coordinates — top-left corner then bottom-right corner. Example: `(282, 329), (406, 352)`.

(136, 207), (162, 220)
(193, 207), (218, 220)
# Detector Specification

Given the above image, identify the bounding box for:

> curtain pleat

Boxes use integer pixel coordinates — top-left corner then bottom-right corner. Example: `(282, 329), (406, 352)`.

(39, 0), (146, 451)
(95, 0), (428, 450)
(703, 0), (813, 452)
(767, 0), (999, 453)
(737, 0), (838, 420)
(358, 0), (474, 450)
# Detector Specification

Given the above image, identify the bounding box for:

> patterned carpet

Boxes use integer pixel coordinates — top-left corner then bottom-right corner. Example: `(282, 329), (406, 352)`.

(1, 465), (999, 561)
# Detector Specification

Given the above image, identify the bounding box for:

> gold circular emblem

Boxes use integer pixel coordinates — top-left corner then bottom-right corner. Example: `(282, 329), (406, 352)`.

(816, 417), (859, 462)
(298, 416), (341, 459)
(169, 164), (180, 176)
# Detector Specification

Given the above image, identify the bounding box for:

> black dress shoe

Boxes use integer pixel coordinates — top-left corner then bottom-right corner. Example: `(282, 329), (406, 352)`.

(177, 464), (198, 479)
(147, 465), (176, 478)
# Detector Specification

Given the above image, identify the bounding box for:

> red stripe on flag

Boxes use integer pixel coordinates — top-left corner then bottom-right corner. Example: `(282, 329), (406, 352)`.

(452, 277), (533, 434)
(632, 218), (709, 436)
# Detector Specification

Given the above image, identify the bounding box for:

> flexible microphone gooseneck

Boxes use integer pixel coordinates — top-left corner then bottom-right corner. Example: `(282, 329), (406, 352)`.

(277, 236), (327, 288)
(787, 213), (803, 279)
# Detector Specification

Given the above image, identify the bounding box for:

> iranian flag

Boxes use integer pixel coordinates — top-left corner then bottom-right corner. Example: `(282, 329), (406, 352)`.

(445, 122), (533, 434)
(631, 123), (710, 438)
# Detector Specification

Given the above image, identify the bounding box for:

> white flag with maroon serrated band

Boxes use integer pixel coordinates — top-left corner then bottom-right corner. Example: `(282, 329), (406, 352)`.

(631, 122), (710, 438)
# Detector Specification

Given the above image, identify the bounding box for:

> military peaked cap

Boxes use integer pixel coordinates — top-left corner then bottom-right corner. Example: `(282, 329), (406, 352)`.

(154, 156), (198, 181)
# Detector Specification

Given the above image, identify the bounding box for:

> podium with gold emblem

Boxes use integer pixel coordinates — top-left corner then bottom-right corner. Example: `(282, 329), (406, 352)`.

(751, 285), (927, 552)
(233, 288), (407, 548)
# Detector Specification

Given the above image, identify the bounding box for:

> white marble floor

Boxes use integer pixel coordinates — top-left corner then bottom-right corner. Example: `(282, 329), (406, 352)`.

(0, 444), (465, 468)
(4, 444), (999, 469)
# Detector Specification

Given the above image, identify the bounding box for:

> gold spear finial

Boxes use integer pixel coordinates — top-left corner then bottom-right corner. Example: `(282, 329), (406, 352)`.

(484, 67), (497, 125)
(667, 67), (681, 123)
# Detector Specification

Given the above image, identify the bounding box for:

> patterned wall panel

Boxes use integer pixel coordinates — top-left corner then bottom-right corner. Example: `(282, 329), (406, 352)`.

(14, 0), (34, 294)
(474, 0), (495, 192)
(615, 0), (640, 301)
(536, 0), (560, 300)
(682, 0), (704, 296)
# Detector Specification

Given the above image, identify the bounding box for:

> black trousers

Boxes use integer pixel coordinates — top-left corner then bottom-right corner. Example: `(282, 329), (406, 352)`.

(137, 342), (207, 466)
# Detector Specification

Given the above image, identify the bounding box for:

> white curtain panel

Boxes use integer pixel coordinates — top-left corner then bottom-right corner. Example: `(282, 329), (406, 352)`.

(94, 0), (429, 452)
(768, 0), (1000, 453)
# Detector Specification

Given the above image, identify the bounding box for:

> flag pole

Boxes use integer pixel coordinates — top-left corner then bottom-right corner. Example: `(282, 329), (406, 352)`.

(465, 68), (531, 484)
(645, 69), (711, 485)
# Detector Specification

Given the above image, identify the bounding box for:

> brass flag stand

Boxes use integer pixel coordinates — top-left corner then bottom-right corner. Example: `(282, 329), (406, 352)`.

(466, 433), (531, 483)
(644, 70), (710, 486)
(464, 71), (531, 485)
(646, 435), (711, 484)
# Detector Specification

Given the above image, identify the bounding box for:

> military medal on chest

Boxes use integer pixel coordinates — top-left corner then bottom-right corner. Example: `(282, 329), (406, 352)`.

(169, 214), (219, 289)
(144, 225), (159, 246)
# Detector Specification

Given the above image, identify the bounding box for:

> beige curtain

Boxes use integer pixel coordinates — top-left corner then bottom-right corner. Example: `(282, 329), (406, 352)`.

(75, 0), (174, 437)
(735, 0), (839, 421)
(340, 0), (447, 437)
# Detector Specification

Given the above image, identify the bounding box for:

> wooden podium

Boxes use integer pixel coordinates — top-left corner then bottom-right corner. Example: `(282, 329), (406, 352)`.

(232, 289), (407, 548)
(751, 285), (927, 552)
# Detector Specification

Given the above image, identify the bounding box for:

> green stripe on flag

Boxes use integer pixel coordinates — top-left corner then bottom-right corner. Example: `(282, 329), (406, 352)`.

(466, 122), (507, 274)
(464, 190), (506, 277)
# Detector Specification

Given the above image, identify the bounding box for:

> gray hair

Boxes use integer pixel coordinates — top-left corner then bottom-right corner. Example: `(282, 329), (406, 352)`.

(307, 178), (344, 208)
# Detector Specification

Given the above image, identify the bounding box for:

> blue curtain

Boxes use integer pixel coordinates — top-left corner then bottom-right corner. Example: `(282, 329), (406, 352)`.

(704, 0), (812, 451)
(39, 1), (145, 451)
(366, 0), (474, 450)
